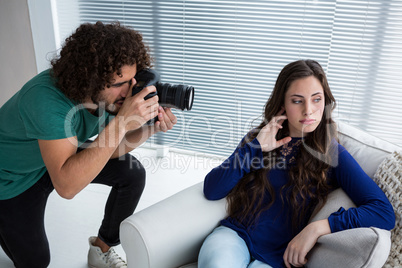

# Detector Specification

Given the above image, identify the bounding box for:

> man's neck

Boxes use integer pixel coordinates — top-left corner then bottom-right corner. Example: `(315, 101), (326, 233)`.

(83, 97), (99, 115)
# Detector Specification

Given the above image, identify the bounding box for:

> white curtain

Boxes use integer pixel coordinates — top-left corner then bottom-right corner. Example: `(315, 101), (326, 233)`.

(55, 0), (402, 157)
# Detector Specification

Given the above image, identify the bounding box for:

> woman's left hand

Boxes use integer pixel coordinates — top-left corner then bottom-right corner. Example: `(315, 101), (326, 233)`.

(283, 219), (331, 268)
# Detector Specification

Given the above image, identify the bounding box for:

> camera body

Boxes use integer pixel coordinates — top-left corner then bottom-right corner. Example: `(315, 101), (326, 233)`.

(132, 69), (194, 111)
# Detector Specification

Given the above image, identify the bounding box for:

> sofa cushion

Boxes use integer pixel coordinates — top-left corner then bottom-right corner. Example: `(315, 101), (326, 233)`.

(308, 188), (355, 223)
(374, 151), (402, 268)
(337, 121), (400, 179)
(307, 188), (391, 268)
(306, 227), (391, 268)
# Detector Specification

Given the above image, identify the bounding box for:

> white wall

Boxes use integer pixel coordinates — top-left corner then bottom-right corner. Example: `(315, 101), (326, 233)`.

(27, 0), (57, 73)
(0, 0), (37, 106)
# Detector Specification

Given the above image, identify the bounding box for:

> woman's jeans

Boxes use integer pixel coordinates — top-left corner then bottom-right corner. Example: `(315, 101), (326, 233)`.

(0, 149), (145, 268)
(198, 226), (273, 268)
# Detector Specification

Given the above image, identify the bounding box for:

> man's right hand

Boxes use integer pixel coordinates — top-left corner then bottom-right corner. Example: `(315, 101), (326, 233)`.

(117, 78), (160, 133)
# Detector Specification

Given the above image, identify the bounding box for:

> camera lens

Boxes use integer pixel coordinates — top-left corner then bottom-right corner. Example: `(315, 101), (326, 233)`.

(155, 82), (194, 111)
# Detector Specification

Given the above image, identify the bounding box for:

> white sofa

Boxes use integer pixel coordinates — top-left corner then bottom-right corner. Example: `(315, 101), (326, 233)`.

(120, 122), (400, 268)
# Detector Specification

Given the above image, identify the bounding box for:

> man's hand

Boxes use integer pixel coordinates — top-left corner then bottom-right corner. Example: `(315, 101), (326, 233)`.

(154, 107), (177, 133)
(256, 108), (291, 152)
(117, 79), (160, 133)
(110, 106), (178, 158)
(283, 219), (331, 268)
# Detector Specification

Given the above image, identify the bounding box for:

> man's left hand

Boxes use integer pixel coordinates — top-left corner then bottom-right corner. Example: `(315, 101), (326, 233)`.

(154, 107), (177, 133)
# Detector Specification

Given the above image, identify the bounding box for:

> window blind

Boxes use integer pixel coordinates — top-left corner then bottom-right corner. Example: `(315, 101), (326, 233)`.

(54, 0), (402, 157)
(327, 0), (402, 146)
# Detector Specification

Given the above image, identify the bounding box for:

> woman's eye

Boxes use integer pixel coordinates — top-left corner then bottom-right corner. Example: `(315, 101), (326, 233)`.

(292, 100), (302, 104)
(314, 98), (322, 103)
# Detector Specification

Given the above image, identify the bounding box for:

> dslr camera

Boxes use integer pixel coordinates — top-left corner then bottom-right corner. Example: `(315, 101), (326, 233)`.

(132, 69), (194, 112)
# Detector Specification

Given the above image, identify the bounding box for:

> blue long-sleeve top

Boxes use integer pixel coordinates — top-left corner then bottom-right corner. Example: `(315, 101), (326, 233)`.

(203, 135), (395, 268)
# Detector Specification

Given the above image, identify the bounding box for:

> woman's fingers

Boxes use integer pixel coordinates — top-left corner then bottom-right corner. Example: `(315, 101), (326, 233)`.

(257, 113), (291, 152)
(283, 248), (291, 268)
(277, 136), (292, 147)
(284, 247), (304, 268)
(271, 115), (287, 125)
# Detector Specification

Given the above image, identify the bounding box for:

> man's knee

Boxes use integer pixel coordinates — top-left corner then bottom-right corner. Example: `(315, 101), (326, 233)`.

(15, 248), (50, 268)
(116, 154), (146, 189)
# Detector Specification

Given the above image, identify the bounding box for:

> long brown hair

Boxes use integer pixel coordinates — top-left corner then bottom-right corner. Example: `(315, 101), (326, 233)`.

(227, 60), (337, 231)
(51, 21), (152, 104)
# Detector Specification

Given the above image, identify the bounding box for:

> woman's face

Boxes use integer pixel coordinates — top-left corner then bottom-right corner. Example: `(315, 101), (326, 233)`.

(283, 76), (325, 137)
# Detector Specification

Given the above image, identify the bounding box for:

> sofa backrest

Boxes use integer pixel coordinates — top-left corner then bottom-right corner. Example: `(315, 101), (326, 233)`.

(337, 121), (401, 179)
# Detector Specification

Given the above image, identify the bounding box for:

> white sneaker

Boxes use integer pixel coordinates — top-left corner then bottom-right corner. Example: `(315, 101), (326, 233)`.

(88, 236), (127, 268)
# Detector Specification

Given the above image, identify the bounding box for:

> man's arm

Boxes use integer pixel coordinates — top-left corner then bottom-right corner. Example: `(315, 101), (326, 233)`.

(38, 117), (125, 199)
(38, 86), (160, 199)
(111, 107), (177, 158)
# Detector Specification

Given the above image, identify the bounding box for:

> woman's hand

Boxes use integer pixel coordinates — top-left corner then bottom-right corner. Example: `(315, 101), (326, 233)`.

(256, 108), (291, 152)
(283, 219), (331, 268)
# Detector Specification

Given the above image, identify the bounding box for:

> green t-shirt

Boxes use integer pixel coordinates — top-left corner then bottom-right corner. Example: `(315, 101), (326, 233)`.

(0, 69), (111, 200)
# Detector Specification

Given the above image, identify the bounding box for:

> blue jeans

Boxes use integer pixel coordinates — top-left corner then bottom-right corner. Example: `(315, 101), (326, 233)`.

(198, 226), (273, 268)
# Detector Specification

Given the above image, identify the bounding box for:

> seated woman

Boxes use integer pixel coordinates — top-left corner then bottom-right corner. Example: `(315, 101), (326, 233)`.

(198, 59), (395, 268)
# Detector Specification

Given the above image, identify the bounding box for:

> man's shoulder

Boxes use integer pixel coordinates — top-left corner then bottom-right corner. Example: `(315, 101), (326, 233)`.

(23, 69), (56, 90)
(19, 70), (73, 109)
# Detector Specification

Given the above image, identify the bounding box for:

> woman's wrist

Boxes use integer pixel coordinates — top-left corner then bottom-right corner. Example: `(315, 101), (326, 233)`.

(311, 219), (331, 238)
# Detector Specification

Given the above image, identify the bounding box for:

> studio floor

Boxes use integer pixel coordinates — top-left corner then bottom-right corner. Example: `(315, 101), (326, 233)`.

(0, 146), (222, 268)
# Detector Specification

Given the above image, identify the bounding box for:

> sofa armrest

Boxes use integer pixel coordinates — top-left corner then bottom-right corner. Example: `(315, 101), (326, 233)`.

(120, 182), (227, 268)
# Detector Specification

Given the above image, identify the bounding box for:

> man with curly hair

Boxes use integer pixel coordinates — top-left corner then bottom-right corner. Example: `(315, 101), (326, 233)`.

(0, 21), (177, 268)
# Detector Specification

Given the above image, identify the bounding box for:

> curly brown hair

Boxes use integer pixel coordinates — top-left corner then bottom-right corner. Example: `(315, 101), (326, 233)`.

(51, 21), (152, 103)
(227, 60), (337, 232)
